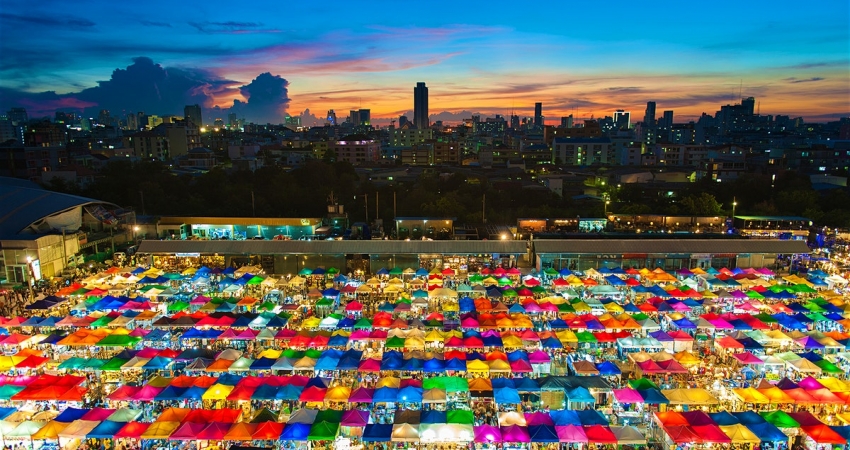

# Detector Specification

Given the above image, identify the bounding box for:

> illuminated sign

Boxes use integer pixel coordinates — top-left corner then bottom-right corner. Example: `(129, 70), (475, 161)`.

(30, 259), (42, 281)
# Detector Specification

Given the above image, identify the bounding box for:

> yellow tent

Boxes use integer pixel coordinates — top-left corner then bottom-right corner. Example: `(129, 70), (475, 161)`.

(817, 377), (850, 392)
(141, 421), (180, 440)
(466, 359), (489, 373)
(425, 330), (445, 342)
(377, 377), (401, 388)
(202, 384), (234, 400)
(720, 425), (761, 444)
(556, 330), (578, 344)
(673, 351), (701, 365)
(487, 359), (511, 373)
(325, 386), (351, 402)
(732, 387), (770, 404)
(31, 420), (69, 440)
(661, 388), (719, 405)
(501, 335), (523, 348)
(404, 337), (425, 350)
(301, 317), (321, 329)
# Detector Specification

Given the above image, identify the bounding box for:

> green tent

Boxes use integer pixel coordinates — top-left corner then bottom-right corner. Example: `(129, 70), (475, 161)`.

(89, 316), (116, 328)
(498, 277), (512, 286)
(813, 359), (843, 374)
(299, 268), (313, 276)
(308, 421), (339, 441)
(411, 290), (429, 298)
(426, 319), (443, 328)
(305, 349), (323, 359)
(792, 284), (817, 294)
(283, 349), (304, 359)
(502, 289), (518, 298)
(0, 385), (25, 400)
(162, 273), (183, 280)
(389, 267), (404, 276)
(100, 357), (130, 371)
(168, 301), (190, 312)
(97, 335), (142, 347)
(575, 331), (598, 344)
(804, 312), (829, 322)
(557, 304), (575, 313)
(82, 358), (107, 370)
(745, 290), (764, 299)
(327, 268), (339, 275)
(385, 336), (405, 348)
(442, 376), (469, 393)
(58, 357), (88, 370)
(247, 276), (264, 285)
(353, 318), (373, 329)
(257, 301), (277, 311)
(447, 410), (474, 425)
(631, 312), (649, 321)
(531, 285), (546, 294)
(753, 313), (778, 324)
(423, 377), (445, 390)
(315, 410), (343, 423)
(467, 275), (484, 283)
(759, 410), (800, 428)
(316, 298), (334, 307)
(628, 378), (659, 390)
(544, 268), (559, 276)
(84, 296), (101, 306)
(802, 302), (825, 312)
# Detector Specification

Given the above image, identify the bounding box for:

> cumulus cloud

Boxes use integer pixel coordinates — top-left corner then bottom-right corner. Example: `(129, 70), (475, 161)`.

(0, 57), (291, 123)
(229, 73), (290, 124)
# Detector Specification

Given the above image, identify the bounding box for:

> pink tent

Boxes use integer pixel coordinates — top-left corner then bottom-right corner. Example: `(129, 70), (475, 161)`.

(500, 425), (530, 443)
(556, 425), (588, 443)
(474, 425), (502, 443)
(357, 359), (381, 373)
(510, 360), (533, 373)
(349, 330), (370, 340)
(341, 410), (369, 426)
(345, 301), (363, 311)
(81, 408), (117, 421)
(348, 387), (375, 403)
(732, 352), (764, 365)
(525, 412), (554, 426)
(170, 422), (206, 440)
(613, 388), (644, 404)
(131, 385), (164, 401)
(528, 350), (551, 364)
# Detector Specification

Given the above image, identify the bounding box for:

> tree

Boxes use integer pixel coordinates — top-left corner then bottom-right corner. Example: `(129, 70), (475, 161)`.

(679, 193), (723, 216)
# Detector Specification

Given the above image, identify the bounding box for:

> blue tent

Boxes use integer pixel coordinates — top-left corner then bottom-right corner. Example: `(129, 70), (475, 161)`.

(280, 423), (311, 441)
(55, 408), (88, 422)
(276, 385), (303, 401)
(250, 358), (276, 371)
(87, 420), (127, 439)
(376, 268), (389, 275)
(322, 288), (340, 297)
(155, 386), (188, 401)
(423, 358), (446, 372)
(567, 387), (595, 404)
(420, 410), (447, 424)
(529, 425), (559, 443)
(559, 268), (572, 276)
(507, 350), (529, 362)
(731, 411), (766, 425)
(708, 411), (740, 426)
(576, 409), (608, 425)
(747, 422), (790, 442)
(373, 387), (399, 403)
(142, 356), (173, 370)
(494, 387), (521, 404)
(638, 389), (669, 404)
(549, 410), (581, 426)
(445, 358), (467, 371)
(398, 386), (423, 403)
(596, 361), (621, 376)
(605, 275), (626, 286)
(362, 424), (393, 442)
(549, 318), (569, 329)
(252, 385), (280, 400)
(401, 358), (424, 372)
(415, 268), (429, 277)
(492, 379), (516, 389)
(314, 356), (340, 371)
(513, 377), (540, 392)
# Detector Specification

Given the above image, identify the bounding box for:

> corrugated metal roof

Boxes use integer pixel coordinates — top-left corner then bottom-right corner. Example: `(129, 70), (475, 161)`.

(157, 217), (323, 226)
(531, 239), (810, 255)
(137, 239), (529, 255)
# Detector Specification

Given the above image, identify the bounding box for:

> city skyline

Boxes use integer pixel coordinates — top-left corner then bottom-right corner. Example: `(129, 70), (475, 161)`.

(1, 0), (848, 124)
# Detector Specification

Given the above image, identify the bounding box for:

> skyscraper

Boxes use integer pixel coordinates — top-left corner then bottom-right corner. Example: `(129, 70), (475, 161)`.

(184, 104), (203, 127)
(643, 102), (656, 128)
(534, 103), (543, 127)
(613, 110), (630, 130)
(414, 82), (429, 129)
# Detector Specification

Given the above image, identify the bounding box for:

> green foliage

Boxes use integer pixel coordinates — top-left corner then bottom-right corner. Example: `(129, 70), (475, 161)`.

(678, 193), (724, 216)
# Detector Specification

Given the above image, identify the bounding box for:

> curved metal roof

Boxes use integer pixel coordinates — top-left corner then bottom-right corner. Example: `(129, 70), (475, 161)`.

(0, 182), (113, 237)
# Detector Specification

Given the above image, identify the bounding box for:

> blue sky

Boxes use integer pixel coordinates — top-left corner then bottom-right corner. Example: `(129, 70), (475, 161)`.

(1, 0), (847, 123)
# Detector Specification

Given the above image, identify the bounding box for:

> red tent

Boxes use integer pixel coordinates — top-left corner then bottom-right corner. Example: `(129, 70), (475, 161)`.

(663, 426), (702, 444)
(583, 425), (617, 444)
(802, 425), (847, 445)
(114, 422), (151, 439)
(299, 386), (327, 402)
(197, 422), (233, 440)
(691, 425), (731, 443)
(252, 421), (284, 440)
(107, 385), (142, 401)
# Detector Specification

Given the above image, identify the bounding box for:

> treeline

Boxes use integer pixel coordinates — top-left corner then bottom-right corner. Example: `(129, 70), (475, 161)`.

(44, 161), (850, 227)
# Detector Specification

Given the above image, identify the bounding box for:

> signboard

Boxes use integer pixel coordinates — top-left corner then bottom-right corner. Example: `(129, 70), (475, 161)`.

(691, 254), (711, 259)
(30, 259), (42, 281)
(175, 253), (201, 258)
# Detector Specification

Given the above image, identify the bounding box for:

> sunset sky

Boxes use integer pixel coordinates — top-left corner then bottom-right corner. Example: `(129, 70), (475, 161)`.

(1, 0), (848, 124)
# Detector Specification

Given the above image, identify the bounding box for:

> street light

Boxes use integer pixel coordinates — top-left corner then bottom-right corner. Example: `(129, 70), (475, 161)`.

(604, 200), (610, 216)
(732, 197), (737, 218)
(25, 256), (35, 302)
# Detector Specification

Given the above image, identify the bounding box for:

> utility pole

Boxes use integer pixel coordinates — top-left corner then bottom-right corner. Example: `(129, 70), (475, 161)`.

(393, 191), (397, 239)
(251, 191), (256, 217)
(482, 193), (486, 224)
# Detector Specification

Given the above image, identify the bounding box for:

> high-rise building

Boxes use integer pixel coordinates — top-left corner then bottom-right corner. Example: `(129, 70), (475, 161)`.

(358, 109), (371, 127)
(643, 102), (656, 128)
(659, 110), (674, 141)
(413, 82), (429, 129)
(7, 107), (28, 125)
(534, 103), (543, 127)
(326, 110), (337, 126)
(560, 116), (574, 128)
(184, 104), (203, 127)
(126, 113), (138, 131)
(613, 110), (630, 130)
(228, 112), (238, 128)
(510, 115), (520, 130)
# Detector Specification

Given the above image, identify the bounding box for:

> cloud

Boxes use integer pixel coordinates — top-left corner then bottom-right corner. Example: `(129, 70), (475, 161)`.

(0, 57), (293, 123)
(785, 77), (825, 84)
(188, 21), (280, 34)
(229, 73), (290, 124)
(140, 20), (172, 28)
(0, 12), (95, 29)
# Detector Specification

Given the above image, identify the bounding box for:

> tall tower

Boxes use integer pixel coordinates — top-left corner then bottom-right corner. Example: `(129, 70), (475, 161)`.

(184, 104), (203, 127)
(534, 103), (543, 127)
(643, 102), (656, 128)
(414, 82), (429, 129)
